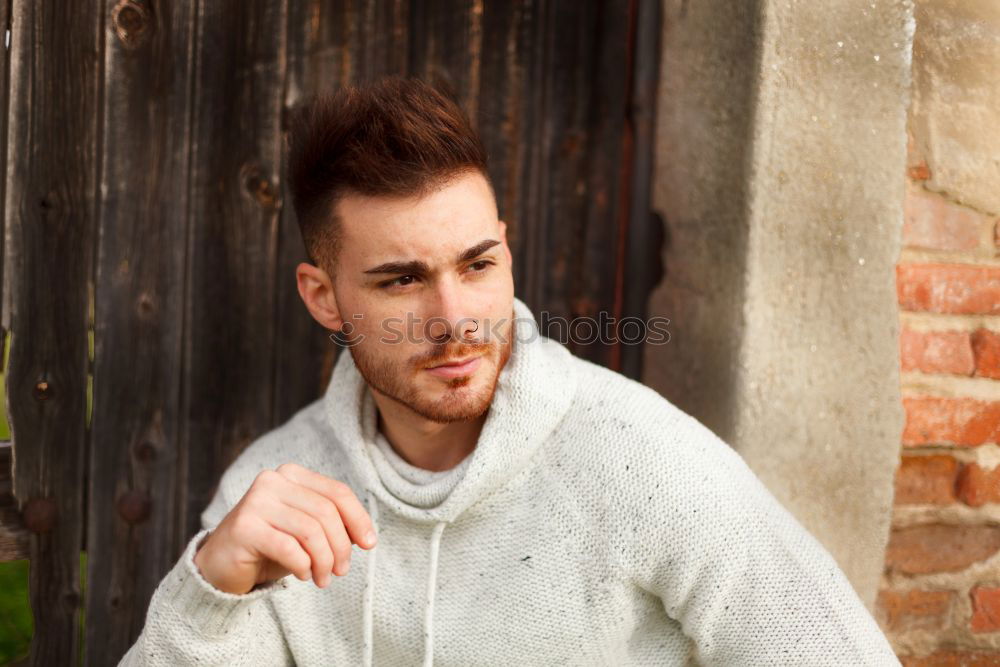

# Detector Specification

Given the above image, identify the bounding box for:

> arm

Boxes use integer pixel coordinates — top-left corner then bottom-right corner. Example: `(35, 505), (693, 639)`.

(118, 486), (294, 666)
(621, 418), (900, 666)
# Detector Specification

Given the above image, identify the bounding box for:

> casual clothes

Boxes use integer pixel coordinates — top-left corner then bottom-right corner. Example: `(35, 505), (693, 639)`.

(120, 296), (900, 666)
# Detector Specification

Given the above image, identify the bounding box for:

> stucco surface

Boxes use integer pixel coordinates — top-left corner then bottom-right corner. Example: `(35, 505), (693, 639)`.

(643, 0), (914, 610)
(909, 0), (1000, 216)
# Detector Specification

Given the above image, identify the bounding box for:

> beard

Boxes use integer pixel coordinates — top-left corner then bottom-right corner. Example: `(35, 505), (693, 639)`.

(347, 322), (514, 424)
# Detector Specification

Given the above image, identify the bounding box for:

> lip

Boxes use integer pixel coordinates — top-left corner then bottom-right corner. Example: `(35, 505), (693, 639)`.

(425, 356), (483, 378)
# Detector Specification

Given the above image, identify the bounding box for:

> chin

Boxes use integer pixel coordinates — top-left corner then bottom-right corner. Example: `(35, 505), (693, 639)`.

(408, 391), (493, 424)
(410, 370), (497, 423)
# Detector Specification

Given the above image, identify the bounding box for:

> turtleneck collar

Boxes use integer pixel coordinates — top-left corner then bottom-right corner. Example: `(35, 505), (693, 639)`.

(363, 400), (473, 509)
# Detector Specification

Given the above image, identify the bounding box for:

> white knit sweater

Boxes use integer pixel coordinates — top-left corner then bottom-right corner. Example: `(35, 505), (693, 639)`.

(121, 296), (900, 666)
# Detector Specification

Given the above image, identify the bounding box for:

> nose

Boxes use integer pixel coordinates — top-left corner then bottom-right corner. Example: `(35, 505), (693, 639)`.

(424, 275), (478, 344)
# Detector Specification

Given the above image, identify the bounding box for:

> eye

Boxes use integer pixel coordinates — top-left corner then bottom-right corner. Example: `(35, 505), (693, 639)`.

(468, 260), (494, 273)
(380, 275), (419, 290)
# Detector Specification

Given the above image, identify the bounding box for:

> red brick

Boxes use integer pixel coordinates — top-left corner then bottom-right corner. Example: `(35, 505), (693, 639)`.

(900, 327), (975, 375)
(971, 586), (1000, 633)
(897, 264), (1000, 315)
(895, 454), (960, 504)
(876, 588), (953, 632)
(900, 652), (1000, 666)
(972, 329), (1000, 380)
(957, 464), (1000, 507)
(908, 163), (932, 182)
(903, 397), (1000, 446)
(906, 133), (931, 182)
(885, 524), (1000, 575)
(903, 185), (985, 252)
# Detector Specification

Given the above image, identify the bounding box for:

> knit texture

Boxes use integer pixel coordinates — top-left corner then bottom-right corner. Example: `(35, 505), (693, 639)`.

(364, 391), (472, 509)
(120, 296), (900, 666)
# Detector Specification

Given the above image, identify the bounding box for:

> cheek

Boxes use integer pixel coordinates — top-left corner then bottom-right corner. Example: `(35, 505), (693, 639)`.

(356, 308), (407, 344)
(356, 338), (417, 378)
(477, 278), (513, 314)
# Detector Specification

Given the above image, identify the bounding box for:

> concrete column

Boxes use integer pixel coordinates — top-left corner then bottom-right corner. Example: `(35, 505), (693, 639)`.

(643, 0), (914, 609)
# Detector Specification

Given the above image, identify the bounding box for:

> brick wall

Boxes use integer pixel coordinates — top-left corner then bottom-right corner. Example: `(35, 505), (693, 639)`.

(878, 4), (1000, 661)
(876, 108), (1000, 667)
(883, 159), (1000, 664)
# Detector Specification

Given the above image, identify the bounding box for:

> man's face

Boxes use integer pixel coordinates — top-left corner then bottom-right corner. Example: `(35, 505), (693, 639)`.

(322, 170), (515, 424)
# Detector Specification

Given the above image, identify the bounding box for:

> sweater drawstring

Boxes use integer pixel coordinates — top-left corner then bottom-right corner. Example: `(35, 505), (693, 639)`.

(362, 489), (448, 667)
(362, 489), (380, 667)
(423, 521), (446, 666)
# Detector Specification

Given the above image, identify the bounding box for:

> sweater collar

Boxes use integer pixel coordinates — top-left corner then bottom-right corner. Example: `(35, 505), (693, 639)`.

(322, 295), (578, 524)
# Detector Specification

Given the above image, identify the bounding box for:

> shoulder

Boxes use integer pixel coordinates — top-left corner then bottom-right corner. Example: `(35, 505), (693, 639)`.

(563, 355), (746, 475)
(556, 355), (767, 527)
(560, 357), (828, 575)
(554, 358), (817, 584)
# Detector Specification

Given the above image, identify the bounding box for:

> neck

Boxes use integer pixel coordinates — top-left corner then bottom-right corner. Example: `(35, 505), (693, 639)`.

(370, 390), (487, 471)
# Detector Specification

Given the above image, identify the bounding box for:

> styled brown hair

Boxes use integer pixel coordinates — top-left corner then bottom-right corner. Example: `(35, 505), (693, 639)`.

(286, 75), (493, 277)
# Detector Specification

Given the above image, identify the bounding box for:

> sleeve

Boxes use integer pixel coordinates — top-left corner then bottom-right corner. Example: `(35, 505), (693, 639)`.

(621, 417), (901, 666)
(117, 483), (295, 666)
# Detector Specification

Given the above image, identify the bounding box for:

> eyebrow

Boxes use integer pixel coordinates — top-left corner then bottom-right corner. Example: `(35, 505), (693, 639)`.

(362, 239), (501, 275)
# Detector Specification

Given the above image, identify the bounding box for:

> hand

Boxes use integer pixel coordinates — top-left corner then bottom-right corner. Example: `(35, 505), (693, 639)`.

(193, 463), (378, 594)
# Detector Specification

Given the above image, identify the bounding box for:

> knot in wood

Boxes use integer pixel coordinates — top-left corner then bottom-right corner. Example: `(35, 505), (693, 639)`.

(112, 0), (151, 50)
(241, 162), (278, 210)
(117, 490), (152, 524)
(22, 497), (58, 533)
(134, 441), (157, 462)
(33, 380), (51, 401)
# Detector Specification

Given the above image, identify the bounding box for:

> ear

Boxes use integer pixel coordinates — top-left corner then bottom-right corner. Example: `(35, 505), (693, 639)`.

(295, 262), (344, 331)
(498, 219), (513, 267)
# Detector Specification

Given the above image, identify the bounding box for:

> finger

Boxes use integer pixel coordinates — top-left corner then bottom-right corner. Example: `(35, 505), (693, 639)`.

(253, 522), (314, 583)
(233, 510), (312, 583)
(267, 473), (354, 576)
(276, 463), (377, 549)
(254, 498), (335, 588)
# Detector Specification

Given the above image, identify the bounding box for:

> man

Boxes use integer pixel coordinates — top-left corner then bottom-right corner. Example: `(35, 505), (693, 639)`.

(122, 76), (900, 666)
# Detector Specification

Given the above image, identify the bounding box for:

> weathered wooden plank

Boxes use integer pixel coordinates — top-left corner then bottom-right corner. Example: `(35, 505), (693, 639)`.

(86, 0), (198, 663)
(484, 0), (643, 371)
(0, 0), (7, 319)
(0, 443), (29, 561)
(178, 0), (289, 542)
(354, 0), (409, 83)
(407, 0), (482, 124)
(477, 0), (546, 314)
(0, 0), (7, 390)
(481, 1), (654, 373)
(619, 0), (664, 380)
(477, 0), (523, 242)
(546, 0), (631, 369)
(0, 0), (24, 567)
(3, 0), (101, 663)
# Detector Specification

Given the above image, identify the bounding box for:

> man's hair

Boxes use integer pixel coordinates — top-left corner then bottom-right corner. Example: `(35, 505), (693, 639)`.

(286, 75), (493, 277)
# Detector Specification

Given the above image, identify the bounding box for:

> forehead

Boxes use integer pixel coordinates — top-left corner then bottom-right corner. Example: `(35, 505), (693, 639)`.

(336, 172), (498, 266)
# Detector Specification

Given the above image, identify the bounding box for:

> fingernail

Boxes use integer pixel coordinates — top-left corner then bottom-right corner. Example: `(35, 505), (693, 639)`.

(365, 530), (377, 546)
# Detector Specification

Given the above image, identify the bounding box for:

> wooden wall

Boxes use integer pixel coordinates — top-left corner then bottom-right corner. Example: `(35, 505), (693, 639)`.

(0, 1), (661, 664)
